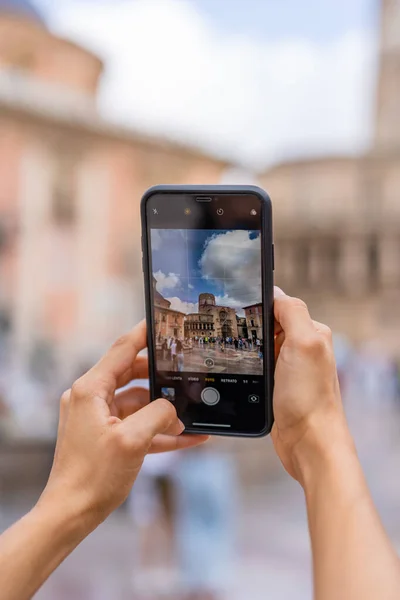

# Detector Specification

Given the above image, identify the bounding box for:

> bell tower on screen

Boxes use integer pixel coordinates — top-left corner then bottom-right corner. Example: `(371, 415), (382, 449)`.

(375, 0), (400, 148)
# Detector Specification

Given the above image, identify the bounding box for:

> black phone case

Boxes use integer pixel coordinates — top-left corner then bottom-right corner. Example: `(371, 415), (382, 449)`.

(141, 184), (274, 437)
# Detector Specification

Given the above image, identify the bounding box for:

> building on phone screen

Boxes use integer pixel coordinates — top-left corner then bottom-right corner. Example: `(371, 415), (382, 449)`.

(185, 293), (239, 340)
(236, 316), (248, 340)
(184, 313), (215, 338)
(153, 277), (185, 341)
(243, 303), (263, 341)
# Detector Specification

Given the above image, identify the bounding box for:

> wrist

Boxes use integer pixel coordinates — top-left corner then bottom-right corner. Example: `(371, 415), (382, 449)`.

(35, 487), (96, 546)
(291, 410), (357, 490)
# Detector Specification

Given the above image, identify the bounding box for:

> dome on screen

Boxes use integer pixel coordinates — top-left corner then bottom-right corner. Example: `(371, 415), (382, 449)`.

(0, 0), (46, 24)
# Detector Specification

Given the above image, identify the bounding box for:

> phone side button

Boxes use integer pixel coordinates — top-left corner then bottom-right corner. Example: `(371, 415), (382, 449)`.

(272, 243), (275, 271)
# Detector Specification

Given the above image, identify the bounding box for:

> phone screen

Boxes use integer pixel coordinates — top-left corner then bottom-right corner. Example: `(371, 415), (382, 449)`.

(144, 192), (271, 435)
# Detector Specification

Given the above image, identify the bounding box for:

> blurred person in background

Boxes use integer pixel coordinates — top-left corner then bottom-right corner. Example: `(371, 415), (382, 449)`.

(0, 390), (12, 439)
(174, 443), (236, 600)
(332, 333), (353, 397)
(2, 293), (400, 600)
(129, 451), (180, 597)
(350, 343), (397, 409)
(130, 441), (237, 600)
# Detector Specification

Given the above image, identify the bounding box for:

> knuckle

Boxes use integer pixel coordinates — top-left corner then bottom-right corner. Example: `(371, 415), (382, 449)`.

(288, 297), (308, 311)
(298, 333), (325, 356)
(71, 379), (89, 400)
(111, 334), (130, 350)
(60, 390), (71, 409)
(114, 431), (133, 454)
(115, 429), (147, 455)
(321, 325), (333, 342)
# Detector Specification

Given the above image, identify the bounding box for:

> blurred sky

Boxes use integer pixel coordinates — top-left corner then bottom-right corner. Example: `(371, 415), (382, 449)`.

(33, 0), (379, 168)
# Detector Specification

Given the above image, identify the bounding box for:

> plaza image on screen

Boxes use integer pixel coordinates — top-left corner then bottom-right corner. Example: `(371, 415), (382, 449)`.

(151, 229), (264, 375)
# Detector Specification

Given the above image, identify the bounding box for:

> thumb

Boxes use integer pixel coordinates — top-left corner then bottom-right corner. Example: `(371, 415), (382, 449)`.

(119, 398), (184, 446)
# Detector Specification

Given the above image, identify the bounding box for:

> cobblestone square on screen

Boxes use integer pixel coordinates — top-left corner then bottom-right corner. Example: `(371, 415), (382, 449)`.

(157, 343), (263, 375)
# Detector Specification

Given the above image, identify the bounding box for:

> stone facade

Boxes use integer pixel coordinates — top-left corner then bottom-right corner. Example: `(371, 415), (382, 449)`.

(236, 316), (248, 339)
(197, 293), (238, 339)
(184, 313), (214, 338)
(153, 278), (185, 341)
(184, 293), (240, 339)
(243, 303), (263, 341)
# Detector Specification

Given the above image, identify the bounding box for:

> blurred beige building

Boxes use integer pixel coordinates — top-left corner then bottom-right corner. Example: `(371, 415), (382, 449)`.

(260, 0), (400, 355)
(0, 0), (227, 430)
(0, 0), (398, 446)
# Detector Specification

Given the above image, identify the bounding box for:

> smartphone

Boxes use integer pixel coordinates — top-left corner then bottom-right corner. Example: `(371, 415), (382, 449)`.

(141, 185), (274, 437)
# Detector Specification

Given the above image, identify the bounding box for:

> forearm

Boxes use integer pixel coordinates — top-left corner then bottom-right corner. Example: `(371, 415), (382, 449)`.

(295, 416), (400, 600)
(0, 500), (90, 600)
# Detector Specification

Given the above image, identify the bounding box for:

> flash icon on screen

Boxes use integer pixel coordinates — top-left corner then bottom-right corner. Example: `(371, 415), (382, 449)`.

(153, 208), (158, 215)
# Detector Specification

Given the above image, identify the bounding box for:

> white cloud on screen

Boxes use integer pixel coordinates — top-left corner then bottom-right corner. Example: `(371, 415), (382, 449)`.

(200, 231), (261, 309)
(48, 0), (375, 167)
(215, 295), (246, 317)
(153, 270), (180, 292)
(166, 297), (198, 314)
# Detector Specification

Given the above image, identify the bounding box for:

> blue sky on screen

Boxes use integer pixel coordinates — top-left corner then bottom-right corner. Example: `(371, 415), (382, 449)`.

(151, 229), (261, 315)
(35, 0), (378, 167)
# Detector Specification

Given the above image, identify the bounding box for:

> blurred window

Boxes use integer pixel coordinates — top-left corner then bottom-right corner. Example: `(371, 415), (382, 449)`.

(52, 154), (77, 225)
(0, 309), (11, 335)
(364, 176), (381, 223)
(325, 239), (340, 288)
(0, 221), (8, 253)
(297, 241), (310, 288)
(367, 236), (379, 290)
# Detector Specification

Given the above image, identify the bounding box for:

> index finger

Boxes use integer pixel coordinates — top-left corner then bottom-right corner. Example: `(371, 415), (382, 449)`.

(77, 321), (148, 401)
(274, 288), (315, 341)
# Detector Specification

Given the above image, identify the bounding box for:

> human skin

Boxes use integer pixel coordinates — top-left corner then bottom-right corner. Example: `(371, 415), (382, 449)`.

(1, 292), (400, 600)
(272, 287), (400, 600)
(0, 321), (208, 600)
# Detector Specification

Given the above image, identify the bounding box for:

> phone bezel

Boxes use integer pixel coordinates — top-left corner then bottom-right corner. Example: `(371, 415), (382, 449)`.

(141, 184), (274, 438)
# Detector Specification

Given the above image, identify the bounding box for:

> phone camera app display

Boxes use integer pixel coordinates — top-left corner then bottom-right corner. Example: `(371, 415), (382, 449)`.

(151, 229), (263, 376)
(248, 394), (260, 403)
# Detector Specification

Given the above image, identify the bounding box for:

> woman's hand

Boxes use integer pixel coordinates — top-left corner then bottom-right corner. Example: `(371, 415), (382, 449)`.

(271, 288), (400, 600)
(39, 321), (208, 532)
(272, 287), (348, 484)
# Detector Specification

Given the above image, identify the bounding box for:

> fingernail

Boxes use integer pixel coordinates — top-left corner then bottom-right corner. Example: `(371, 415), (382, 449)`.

(178, 419), (185, 433)
(274, 286), (286, 297)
